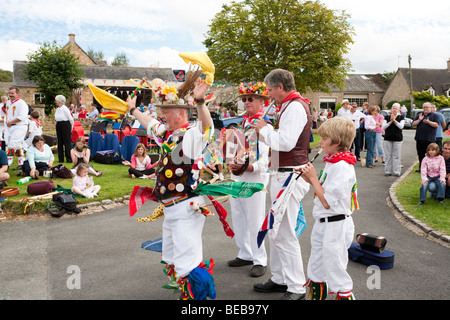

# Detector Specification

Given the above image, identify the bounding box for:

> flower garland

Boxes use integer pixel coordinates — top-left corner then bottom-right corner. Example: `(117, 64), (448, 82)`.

(238, 81), (268, 96)
(154, 85), (182, 105)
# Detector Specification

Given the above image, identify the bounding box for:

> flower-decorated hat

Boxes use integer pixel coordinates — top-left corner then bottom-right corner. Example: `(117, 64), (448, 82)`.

(238, 82), (269, 100)
(150, 78), (196, 109)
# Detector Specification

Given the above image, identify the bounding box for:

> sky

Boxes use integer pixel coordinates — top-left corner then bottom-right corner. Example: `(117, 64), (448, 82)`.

(1, 0), (449, 75)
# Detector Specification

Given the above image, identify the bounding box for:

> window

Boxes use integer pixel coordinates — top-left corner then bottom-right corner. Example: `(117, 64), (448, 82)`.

(347, 98), (368, 108)
(446, 89), (450, 98)
(428, 88), (435, 96)
(34, 93), (44, 104)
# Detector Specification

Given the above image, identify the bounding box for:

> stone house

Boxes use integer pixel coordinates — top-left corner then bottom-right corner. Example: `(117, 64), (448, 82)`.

(303, 74), (387, 113)
(12, 33), (176, 118)
(382, 59), (450, 107)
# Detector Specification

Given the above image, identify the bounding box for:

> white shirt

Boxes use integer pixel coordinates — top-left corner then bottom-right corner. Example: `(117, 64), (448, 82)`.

(6, 98), (28, 125)
(312, 160), (357, 219)
(337, 107), (351, 118)
(350, 110), (366, 129)
(259, 100), (307, 153)
(55, 105), (74, 128)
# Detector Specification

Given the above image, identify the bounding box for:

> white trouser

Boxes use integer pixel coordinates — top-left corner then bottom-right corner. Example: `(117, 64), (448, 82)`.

(161, 196), (206, 278)
(269, 170), (310, 294)
(230, 188), (268, 266)
(307, 217), (354, 294)
(6, 124), (27, 165)
(383, 140), (402, 176)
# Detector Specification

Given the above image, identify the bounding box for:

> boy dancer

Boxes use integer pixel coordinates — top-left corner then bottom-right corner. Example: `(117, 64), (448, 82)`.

(298, 117), (358, 300)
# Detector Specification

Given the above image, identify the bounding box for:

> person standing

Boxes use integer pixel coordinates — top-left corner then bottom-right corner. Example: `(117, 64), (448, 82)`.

(227, 81), (270, 278)
(54, 95), (74, 163)
(337, 99), (351, 118)
(5, 86), (28, 168)
(364, 105), (378, 168)
(128, 77), (216, 300)
(373, 106), (385, 164)
(349, 103), (366, 161)
(0, 96), (7, 151)
(431, 104), (446, 152)
(382, 103), (405, 177)
(412, 102), (440, 171)
(252, 69), (311, 300)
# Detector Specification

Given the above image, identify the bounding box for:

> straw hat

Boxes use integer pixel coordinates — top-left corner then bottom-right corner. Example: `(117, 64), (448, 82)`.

(237, 82), (269, 100)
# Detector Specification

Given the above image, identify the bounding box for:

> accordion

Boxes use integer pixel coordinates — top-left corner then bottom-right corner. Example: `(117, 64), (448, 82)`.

(356, 233), (387, 253)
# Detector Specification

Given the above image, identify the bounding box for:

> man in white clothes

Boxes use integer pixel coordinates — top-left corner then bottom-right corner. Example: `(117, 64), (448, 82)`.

(226, 81), (270, 278)
(252, 69), (311, 300)
(5, 87), (28, 168)
(337, 99), (351, 118)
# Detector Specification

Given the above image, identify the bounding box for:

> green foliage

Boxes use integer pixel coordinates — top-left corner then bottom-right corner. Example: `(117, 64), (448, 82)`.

(0, 68), (13, 82)
(87, 47), (105, 63)
(111, 52), (130, 66)
(204, 0), (354, 93)
(24, 41), (83, 114)
(413, 90), (450, 108)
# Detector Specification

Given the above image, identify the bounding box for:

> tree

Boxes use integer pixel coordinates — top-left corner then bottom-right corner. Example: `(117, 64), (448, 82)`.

(204, 0), (354, 93)
(87, 47), (106, 63)
(111, 52), (130, 66)
(0, 68), (13, 82)
(24, 41), (83, 114)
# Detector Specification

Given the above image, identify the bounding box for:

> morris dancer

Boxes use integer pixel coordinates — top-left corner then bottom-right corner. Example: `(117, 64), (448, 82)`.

(5, 86), (28, 169)
(252, 69), (311, 300)
(127, 77), (216, 300)
(298, 117), (358, 300)
(227, 82), (270, 277)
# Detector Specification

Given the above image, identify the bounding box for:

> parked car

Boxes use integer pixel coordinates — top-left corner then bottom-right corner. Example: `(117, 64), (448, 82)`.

(438, 108), (450, 130)
(212, 112), (245, 129)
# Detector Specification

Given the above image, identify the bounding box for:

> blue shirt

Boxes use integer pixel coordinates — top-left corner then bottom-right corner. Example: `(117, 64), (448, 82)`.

(435, 112), (445, 138)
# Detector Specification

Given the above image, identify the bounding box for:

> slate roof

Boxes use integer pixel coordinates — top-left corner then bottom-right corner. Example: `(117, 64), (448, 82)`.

(328, 74), (386, 93)
(13, 60), (176, 88)
(397, 67), (450, 96)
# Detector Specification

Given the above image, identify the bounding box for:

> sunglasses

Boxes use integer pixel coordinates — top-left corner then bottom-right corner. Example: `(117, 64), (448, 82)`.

(241, 97), (254, 103)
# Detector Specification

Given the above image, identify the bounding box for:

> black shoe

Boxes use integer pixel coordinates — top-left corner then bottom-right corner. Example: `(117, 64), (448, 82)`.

(228, 257), (253, 267)
(249, 265), (267, 277)
(280, 292), (306, 300)
(254, 279), (287, 293)
(13, 165), (23, 171)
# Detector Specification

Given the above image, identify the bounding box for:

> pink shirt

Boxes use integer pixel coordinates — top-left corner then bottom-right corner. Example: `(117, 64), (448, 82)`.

(73, 175), (91, 191)
(375, 114), (384, 133)
(421, 155), (446, 182)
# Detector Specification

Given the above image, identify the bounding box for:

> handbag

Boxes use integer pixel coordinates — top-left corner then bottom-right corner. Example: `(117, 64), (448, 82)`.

(356, 233), (387, 253)
(50, 193), (80, 217)
(52, 164), (74, 179)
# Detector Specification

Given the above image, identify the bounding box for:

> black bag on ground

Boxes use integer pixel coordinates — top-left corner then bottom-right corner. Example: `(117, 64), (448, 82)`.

(52, 164), (74, 179)
(94, 150), (115, 164)
(50, 193), (81, 217)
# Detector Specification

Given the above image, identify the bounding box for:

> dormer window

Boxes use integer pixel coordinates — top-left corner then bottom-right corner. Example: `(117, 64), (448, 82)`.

(428, 87), (435, 96)
(446, 89), (450, 98)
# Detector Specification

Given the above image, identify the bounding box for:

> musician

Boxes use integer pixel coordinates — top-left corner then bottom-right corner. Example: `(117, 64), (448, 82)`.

(226, 82), (270, 277)
(252, 69), (312, 300)
(127, 77), (215, 300)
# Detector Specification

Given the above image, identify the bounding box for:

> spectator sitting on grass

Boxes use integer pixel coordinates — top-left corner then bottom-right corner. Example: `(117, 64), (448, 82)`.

(70, 137), (103, 177)
(122, 143), (157, 179)
(72, 163), (101, 199)
(0, 149), (10, 185)
(418, 143), (446, 205)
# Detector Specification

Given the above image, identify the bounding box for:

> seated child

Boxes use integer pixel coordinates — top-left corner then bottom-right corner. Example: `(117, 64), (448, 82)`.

(72, 163), (101, 199)
(298, 117), (358, 300)
(418, 142), (446, 205)
(122, 143), (157, 179)
(24, 111), (43, 150)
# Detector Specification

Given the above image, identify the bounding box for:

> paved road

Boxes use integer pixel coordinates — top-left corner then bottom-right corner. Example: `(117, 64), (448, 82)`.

(1, 130), (449, 301)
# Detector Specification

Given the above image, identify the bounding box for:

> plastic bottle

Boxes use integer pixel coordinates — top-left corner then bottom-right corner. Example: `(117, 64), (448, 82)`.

(17, 176), (32, 185)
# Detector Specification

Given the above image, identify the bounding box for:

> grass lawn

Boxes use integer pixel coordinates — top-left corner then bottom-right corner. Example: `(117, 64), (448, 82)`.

(395, 163), (450, 235)
(1, 157), (155, 215)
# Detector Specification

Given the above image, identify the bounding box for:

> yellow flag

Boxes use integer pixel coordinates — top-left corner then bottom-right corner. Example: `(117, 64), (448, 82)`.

(179, 52), (215, 85)
(87, 83), (128, 115)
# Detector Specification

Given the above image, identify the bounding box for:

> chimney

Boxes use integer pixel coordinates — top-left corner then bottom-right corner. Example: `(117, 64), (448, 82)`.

(447, 58), (450, 71)
(69, 33), (76, 44)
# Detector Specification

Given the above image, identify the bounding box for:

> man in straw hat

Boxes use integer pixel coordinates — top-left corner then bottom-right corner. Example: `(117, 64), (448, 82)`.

(127, 77), (216, 300)
(226, 82), (271, 278)
(252, 69), (312, 300)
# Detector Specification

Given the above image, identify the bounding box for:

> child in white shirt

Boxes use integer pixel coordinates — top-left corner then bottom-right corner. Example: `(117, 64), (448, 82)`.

(298, 117), (358, 300)
(72, 163), (101, 199)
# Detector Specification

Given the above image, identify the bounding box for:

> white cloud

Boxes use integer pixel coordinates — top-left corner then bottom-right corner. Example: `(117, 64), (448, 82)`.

(0, 39), (39, 71)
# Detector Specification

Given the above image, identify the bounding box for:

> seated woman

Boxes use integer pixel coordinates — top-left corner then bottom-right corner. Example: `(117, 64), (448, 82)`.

(70, 137), (103, 177)
(122, 143), (157, 178)
(21, 135), (54, 179)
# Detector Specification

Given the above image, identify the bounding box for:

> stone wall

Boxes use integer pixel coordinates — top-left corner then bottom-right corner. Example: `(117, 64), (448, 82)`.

(382, 73), (410, 106)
